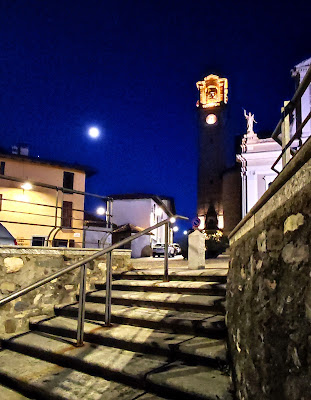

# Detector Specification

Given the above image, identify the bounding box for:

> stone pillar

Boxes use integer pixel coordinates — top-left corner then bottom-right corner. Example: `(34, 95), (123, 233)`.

(188, 230), (205, 270)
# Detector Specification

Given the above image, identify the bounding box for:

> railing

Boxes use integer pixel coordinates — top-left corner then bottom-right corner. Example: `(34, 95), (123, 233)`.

(0, 214), (188, 346)
(271, 65), (311, 173)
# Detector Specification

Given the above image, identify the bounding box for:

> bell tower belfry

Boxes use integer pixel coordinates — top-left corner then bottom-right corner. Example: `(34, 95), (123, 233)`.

(196, 74), (229, 229)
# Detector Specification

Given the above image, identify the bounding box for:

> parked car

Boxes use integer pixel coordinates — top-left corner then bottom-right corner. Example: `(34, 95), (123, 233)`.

(172, 243), (182, 255)
(152, 243), (175, 257)
(0, 223), (17, 245)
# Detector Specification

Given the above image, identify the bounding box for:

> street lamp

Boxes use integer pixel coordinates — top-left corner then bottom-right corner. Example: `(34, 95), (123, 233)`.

(21, 182), (32, 190)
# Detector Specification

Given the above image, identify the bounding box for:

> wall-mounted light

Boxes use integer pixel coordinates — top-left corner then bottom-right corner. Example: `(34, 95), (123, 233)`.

(21, 182), (32, 190)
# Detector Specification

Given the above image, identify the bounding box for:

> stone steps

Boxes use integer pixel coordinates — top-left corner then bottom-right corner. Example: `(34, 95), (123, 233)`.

(29, 316), (227, 367)
(111, 271), (227, 283)
(96, 279), (227, 296)
(54, 302), (226, 337)
(0, 383), (31, 400)
(1, 332), (232, 400)
(0, 349), (163, 400)
(0, 266), (232, 399)
(80, 290), (225, 314)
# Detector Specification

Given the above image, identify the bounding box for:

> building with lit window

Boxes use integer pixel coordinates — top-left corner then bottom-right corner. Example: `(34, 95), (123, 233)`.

(0, 145), (95, 247)
(109, 194), (175, 258)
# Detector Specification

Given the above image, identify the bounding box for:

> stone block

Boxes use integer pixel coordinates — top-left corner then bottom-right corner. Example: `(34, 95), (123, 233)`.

(267, 229), (283, 251)
(4, 257), (23, 273)
(284, 213), (304, 234)
(5, 319), (16, 334)
(97, 262), (106, 273)
(305, 288), (311, 322)
(0, 281), (16, 293)
(257, 231), (267, 253)
(14, 301), (28, 312)
(188, 230), (205, 270)
(282, 242), (309, 264)
(34, 294), (43, 305)
(42, 295), (54, 305)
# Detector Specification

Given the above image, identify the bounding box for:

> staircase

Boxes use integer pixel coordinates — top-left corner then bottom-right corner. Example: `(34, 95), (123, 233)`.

(0, 268), (233, 399)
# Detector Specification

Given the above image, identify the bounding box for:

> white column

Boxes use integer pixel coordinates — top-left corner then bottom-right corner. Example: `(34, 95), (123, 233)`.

(188, 230), (205, 270)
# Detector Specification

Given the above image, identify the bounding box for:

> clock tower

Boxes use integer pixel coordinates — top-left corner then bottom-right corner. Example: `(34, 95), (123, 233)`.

(196, 74), (229, 229)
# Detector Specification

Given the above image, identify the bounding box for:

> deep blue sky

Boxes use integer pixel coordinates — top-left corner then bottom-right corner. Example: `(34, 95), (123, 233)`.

(1, 1), (310, 236)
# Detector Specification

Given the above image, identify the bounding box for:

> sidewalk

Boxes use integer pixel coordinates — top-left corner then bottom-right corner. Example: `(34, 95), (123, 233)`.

(129, 254), (229, 276)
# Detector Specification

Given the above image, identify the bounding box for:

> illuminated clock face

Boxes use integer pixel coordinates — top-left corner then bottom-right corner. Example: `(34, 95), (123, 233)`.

(206, 114), (217, 125)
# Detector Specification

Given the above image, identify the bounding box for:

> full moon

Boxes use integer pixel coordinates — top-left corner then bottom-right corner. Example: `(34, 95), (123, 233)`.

(88, 127), (100, 138)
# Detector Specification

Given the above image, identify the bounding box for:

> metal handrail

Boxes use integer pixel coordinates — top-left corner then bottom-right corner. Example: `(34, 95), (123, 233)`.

(271, 110), (311, 173)
(271, 64), (311, 172)
(0, 214), (188, 345)
(272, 65), (311, 142)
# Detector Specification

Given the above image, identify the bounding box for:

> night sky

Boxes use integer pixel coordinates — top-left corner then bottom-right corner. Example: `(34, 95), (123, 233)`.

(1, 1), (310, 237)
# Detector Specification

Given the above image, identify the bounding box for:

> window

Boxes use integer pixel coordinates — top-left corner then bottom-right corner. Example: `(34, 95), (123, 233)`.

(32, 237), (46, 246)
(0, 162), (5, 175)
(62, 201), (73, 227)
(52, 239), (68, 247)
(0, 194), (2, 211)
(63, 171), (74, 190)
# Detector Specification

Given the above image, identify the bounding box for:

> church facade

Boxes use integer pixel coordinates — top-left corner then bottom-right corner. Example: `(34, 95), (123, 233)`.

(238, 57), (311, 218)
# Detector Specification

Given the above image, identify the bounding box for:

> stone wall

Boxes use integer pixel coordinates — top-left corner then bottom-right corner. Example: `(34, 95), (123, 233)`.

(0, 247), (131, 336)
(227, 142), (311, 400)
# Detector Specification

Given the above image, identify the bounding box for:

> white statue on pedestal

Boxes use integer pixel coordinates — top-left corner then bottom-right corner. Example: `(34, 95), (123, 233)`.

(244, 109), (257, 134)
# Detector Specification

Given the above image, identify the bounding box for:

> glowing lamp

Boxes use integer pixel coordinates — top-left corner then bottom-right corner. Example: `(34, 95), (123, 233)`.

(206, 114), (217, 125)
(173, 226), (179, 232)
(170, 217), (176, 224)
(183, 230), (188, 235)
(21, 182), (32, 190)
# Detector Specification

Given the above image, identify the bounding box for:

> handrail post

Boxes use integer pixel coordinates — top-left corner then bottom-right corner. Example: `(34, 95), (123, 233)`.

(76, 263), (87, 346)
(105, 251), (112, 326)
(164, 222), (169, 282)
(281, 100), (291, 168)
